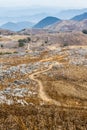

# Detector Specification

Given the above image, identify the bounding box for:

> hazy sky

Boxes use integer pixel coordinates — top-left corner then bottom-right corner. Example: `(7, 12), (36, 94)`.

(0, 0), (87, 8)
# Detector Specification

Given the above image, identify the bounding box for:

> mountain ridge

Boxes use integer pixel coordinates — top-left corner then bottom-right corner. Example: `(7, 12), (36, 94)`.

(0, 21), (34, 31)
(71, 12), (87, 21)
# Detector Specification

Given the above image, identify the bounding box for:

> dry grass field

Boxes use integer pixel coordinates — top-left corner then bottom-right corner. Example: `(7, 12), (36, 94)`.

(0, 33), (87, 129)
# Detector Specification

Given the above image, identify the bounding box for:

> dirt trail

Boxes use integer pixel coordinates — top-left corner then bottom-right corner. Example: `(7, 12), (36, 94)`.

(29, 61), (87, 109)
(40, 54), (67, 63)
(29, 64), (61, 106)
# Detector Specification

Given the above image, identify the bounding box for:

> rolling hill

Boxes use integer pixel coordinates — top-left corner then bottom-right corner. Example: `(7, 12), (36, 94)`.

(33, 16), (61, 28)
(0, 29), (16, 35)
(45, 19), (87, 32)
(45, 20), (78, 32)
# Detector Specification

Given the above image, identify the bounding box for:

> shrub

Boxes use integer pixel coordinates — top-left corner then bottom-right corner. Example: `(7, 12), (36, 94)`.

(0, 52), (3, 55)
(18, 39), (26, 43)
(1, 44), (3, 48)
(14, 51), (18, 54)
(27, 37), (31, 42)
(63, 43), (68, 46)
(45, 41), (48, 43)
(82, 29), (87, 34)
(18, 39), (26, 47)
(19, 42), (25, 47)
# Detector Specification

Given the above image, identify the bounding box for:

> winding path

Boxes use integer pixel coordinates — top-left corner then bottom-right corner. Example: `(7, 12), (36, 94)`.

(29, 61), (87, 109)
(29, 64), (61, 106)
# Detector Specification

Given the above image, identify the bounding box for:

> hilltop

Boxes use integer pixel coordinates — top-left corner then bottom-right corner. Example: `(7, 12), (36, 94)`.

(33, 16), (61, 28)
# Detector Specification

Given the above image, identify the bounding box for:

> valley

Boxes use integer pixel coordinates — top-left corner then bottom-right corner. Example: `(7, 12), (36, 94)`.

(0, 0), (87, 129)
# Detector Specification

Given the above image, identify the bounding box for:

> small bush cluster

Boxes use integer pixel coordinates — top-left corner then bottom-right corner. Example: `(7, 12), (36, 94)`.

(18, 37), (31, 47)
(0, 52), (12, 55)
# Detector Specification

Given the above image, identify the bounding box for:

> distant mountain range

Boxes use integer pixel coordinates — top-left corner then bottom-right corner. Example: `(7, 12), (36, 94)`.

(43, 12), (87, 32)
(71, 12), (87, 21)
(33, 16), (61, 28)
(57, 8), (87, 19)
(1, 10), (87, 32)
(0, 21), (34, 31)
(0, 7), (87, 25)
